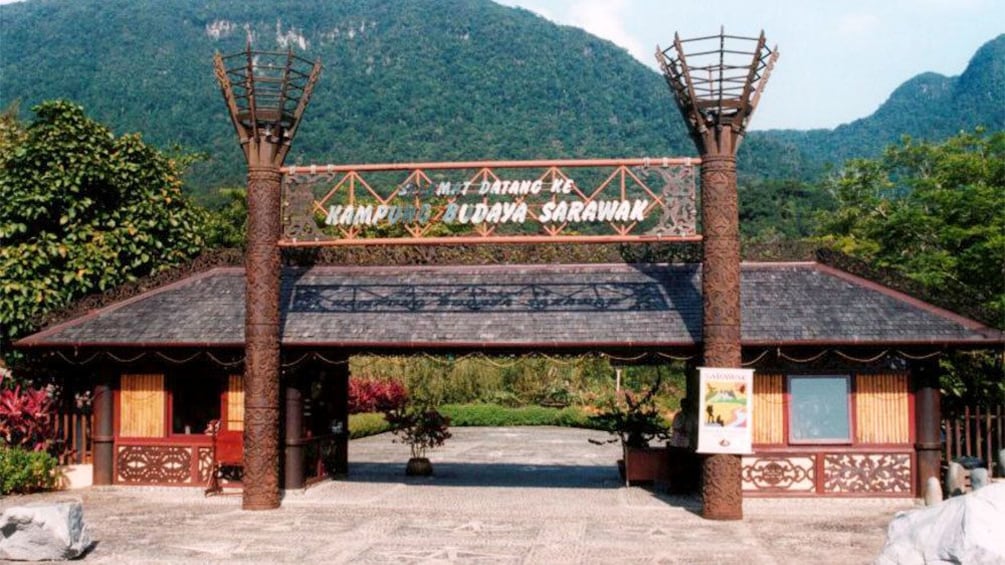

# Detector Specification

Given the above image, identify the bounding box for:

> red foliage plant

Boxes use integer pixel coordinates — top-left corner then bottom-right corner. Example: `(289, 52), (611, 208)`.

(0, 369), (57, 452)
(348, 377), (408, 414)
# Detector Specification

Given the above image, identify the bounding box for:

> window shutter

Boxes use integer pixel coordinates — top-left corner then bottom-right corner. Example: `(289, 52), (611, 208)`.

(855, 373), (909, 444)
(227, 374), (244, 431)
(120, 374), (165, 437)
(753, 373), (784, 444)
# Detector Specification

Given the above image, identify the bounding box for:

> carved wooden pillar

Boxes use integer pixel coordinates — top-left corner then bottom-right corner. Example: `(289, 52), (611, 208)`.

(214, 47), (321, 510)
(331, 361), (350, 476)
(243, 166), (282, 510)
(92, 373), (115, 486)
(914, 358), (942, 496)
(284, 374), (305, 490)
(699, 154), (744, 521)
(658, 29), (776, 521)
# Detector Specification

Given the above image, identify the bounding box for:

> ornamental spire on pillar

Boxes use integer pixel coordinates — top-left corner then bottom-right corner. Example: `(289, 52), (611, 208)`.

(657, 28), (777, 157)
(214, 45), (322, 510)
(656, 29), (777, 521)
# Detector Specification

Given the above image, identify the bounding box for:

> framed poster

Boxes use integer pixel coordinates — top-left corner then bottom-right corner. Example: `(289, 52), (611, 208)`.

(696, 367), (754, 454)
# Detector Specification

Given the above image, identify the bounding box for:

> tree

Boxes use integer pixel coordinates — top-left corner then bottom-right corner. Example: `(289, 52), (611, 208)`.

(816, 129), (1004, 323)
(814, 129), (1005, 410)
(0, 101), (205, 360)
(202, 187), (247, 250)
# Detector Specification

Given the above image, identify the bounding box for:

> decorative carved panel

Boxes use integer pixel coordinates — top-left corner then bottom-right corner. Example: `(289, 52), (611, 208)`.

(742, 455), (816, 493)
(116, 445), (193, 484)
(823, 453), (912, 494)
(197, 447), (214, 483)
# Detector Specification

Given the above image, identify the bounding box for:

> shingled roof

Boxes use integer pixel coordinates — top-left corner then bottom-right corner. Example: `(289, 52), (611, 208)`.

(16, 262), (1001, 351)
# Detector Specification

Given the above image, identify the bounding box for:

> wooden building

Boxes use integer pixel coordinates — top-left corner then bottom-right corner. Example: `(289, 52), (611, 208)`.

(16, 261), (1002, 496)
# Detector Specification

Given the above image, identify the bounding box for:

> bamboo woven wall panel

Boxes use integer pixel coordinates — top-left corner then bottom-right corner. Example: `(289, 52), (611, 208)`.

(120, 374), (165, 437)
(228, 374), (244, 431)
(856, 373), (909, 444)
(754, 373), (784, 444)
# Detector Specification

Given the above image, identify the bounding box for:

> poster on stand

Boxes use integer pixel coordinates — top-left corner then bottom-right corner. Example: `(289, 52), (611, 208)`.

(696, 367), (754, 454)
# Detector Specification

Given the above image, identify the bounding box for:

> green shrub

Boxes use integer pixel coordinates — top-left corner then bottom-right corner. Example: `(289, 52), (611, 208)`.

(0, 446), (59, 495)
(439, 403), (592, 427)
(477, 390), (522, 408)
(348, 412), (391, 439)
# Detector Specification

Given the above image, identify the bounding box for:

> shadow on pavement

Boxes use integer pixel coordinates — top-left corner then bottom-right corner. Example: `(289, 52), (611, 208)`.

(344, 461), (625, 489)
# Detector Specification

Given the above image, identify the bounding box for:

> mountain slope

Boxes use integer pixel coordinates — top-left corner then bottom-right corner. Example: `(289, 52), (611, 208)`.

(753, 34), (1005, 173)
(1, 0), (689, 195)
(1, 1), (1002, 197)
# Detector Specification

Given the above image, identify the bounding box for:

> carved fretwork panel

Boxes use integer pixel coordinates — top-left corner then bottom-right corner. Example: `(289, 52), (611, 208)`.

(116, 445), (193, 484)
(741, 456), (816, 493)
(822, 453), (912, 494)
(197, 447), (214, 483)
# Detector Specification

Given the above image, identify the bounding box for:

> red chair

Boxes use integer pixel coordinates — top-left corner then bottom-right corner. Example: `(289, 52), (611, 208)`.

(204, 420), (244, 496)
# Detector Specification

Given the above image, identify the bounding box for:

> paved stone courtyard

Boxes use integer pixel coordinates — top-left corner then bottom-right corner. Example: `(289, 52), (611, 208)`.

(1, 427), (914, 563)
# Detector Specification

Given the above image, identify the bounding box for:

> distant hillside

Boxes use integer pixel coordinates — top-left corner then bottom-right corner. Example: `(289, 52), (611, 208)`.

(1, 0), (1002, 202)
(750, 34), (1005, 174)
(0, 0), (689, 198)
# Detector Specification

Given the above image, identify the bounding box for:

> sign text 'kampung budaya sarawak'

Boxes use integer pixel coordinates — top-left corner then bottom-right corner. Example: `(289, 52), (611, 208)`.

(322, 179), (648, 227)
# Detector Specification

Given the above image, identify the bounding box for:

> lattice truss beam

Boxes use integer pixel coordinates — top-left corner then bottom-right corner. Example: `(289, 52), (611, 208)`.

(280, 159), (700, 246)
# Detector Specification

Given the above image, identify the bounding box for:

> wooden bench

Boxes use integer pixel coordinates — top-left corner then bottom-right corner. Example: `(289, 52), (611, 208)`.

(204, 420), (243, 496)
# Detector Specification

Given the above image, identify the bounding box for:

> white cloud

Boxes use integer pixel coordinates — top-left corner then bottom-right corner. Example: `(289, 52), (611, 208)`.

(565, 0), (647, 62)
(498, 0), (649, 64)
(836, 13), (881, 36)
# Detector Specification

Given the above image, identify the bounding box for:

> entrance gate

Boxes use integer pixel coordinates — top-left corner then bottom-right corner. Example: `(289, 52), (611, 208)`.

(213, 29), (777, 519)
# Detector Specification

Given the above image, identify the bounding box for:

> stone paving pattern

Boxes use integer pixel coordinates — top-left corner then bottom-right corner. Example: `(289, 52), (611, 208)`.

(0, 427), (914, 564)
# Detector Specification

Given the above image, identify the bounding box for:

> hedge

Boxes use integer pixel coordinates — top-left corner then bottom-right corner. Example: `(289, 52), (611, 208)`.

(0, 446), (59, 495)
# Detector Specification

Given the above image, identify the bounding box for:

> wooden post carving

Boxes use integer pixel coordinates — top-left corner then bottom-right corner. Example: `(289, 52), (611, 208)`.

(657, 29), (778, 520)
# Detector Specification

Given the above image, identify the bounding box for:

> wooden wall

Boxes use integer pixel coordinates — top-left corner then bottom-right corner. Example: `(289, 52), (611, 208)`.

(227, 374), (244, 432)
(856, 373), (910, 444)
(753, 373), (784, 444)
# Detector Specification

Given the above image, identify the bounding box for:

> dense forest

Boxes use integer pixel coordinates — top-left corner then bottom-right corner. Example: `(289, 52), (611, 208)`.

(1, 0), (1001, 408)
(2, 0), (1002, 209)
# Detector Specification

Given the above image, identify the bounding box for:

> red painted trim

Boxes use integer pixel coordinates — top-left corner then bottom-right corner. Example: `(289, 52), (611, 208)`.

(741, 338), (1001, 347)
(290, 262), (692, 276)
(786, 374), (854, 445)
(282, 156), (702, 174)
(849, 372), (858, 444)
(753, 445), (915, 454)
(281, 235), (704, 247)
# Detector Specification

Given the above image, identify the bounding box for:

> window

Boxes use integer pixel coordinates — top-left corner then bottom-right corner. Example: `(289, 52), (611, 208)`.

(170, 376), (224, 435)
(788, 375), (851, 443)
(120, 374), (165, 437)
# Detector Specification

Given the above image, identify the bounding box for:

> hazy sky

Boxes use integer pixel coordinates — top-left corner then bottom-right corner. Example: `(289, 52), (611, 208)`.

(496, 0), (1004, 130)
(2, 0), (1001, 130)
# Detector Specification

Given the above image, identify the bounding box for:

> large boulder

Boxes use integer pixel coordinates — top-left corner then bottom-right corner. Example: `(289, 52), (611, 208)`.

(876, 483), (1005, 564)
(0, 500), (91, 561)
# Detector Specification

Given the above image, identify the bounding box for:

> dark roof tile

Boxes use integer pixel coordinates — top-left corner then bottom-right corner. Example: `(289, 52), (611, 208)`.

(16, 263), (1001, 349)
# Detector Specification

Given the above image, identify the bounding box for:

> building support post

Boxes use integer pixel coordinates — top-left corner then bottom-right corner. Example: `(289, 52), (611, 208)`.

(331, 361), (350, 476)
(284, 375), (305, 490)
(92, 373), (115, 486)
(214, 47), (321, 510)
(914, 358), (942, 496)
(243, 166), (283, 510)
(699, 154), (744, 521)
(657, 30), (777, 520)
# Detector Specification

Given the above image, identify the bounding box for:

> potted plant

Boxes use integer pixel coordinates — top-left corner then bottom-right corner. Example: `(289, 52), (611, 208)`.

(383, 404), (452, 476)
(589, 378), (670, 485)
